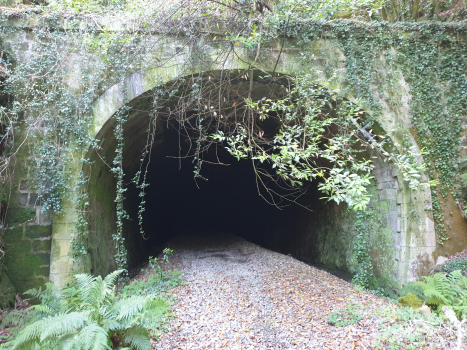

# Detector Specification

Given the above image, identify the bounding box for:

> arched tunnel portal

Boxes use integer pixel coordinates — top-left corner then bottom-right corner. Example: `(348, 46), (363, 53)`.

(81, 72), (433, 285)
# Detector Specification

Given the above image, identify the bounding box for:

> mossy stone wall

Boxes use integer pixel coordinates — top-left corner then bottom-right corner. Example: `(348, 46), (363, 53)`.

(2, 134), (52, 300)
(1, 17), (466, 289)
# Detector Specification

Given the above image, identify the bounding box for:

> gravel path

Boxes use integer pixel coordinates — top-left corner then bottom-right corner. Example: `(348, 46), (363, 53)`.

(154, 233), (391, 349)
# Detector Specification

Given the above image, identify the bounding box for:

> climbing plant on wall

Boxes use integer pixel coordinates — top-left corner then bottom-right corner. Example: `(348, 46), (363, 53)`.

(0, 0), (464, 275)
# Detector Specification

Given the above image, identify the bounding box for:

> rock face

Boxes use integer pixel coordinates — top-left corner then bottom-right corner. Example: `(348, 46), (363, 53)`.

(418, 305), (432, 316)
(436, 256), (449, 266)
(398, 292), (423, 309)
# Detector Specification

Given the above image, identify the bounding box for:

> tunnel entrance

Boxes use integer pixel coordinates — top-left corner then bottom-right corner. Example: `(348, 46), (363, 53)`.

(86, 108), (360, 281)
(123, 124), (323, 268)
(84, 74), (402, 284)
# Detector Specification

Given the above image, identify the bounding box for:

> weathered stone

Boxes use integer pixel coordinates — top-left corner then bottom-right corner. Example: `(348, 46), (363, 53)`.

(19, 193), (28, 206)
(35, 266), (50, 277)
(28, 193), (39, 207)
(25, 225), (52, 239)
(436, 256), (448, 266)
(418, 305), (432, 316)
(34, 253), (51, 266)
(5, 207), (35, 225)
(19, 180), (28, 191)
(32, 239), (51, 252)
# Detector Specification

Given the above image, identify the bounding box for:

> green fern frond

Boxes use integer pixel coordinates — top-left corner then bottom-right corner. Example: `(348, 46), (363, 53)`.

(104, 270), (124, 287)
(4, 269), (178, 349)
(39, 312), (88, 341)
(100, 318), (123, 332)
(124, 326), (150, 350)
(115, 296), (149, 323)
(62, 323), (110, 350)
(140, 298), (169, 320)
(9, 317), (47, 348)
(415, 272), (467, 319)
(1, 311), (28, 328)
(31, 304), (54, 316)
(73, 274), (96, 292)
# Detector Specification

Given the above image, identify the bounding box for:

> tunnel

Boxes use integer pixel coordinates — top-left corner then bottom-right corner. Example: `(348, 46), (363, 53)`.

(84, 74), (400, 283)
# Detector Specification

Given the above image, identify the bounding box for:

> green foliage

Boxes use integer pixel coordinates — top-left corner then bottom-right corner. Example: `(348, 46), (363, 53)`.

(396, 282), (425, 301)
(121, 252), (182, 299)
(374, 306), (445, 349)
(328, 303), (364, 326)
(146, 248), (174, 279)
(1, 270), (170, 350)
(213, 76), (426, 211)
(120, 270), (182, 299)
(415, 270), (467, 319)
(111, 108), (131, 273)
(442, 258), (467, 274)
(351, 210), (377, 289)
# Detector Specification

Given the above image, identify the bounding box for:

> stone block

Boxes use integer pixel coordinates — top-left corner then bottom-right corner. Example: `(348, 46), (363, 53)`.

(5, 207), (36, 225)
(28, 193), (39, 207)
(3, 226), (24, 243)
(38, 210), (53, 225)
(436, 256), (448, 266)
(32, 239), (51, 252)
(379, 200), (390, 213)
(379, 188), (397, 200)
(19, 193), (28, 206)
(25, 225), (52, 239)
(34, 253), (51, 266)
(19, 180), (29, 191)
(35, 266), (50, 277)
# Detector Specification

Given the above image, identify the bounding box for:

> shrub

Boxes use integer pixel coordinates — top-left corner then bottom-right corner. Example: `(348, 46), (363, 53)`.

(1, 270), (169, 350)
(442, 258), (467, 274)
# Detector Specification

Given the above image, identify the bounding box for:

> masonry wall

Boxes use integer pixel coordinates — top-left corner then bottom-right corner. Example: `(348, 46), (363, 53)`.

(0, 18), (465, 299)
(1, 134), (52, 306)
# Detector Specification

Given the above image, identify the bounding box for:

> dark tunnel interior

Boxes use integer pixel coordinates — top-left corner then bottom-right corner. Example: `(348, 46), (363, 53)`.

(122, 125), (324, 268)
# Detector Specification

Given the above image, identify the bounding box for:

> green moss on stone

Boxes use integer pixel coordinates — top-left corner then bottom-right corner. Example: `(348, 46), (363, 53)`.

(35, 266), (50, 277)
(25, 225), (52, 239)
(5, 208), (36, 225)
(398, 292), (423, 309)
(32, 239), (52, 252)
(3, 226), (24, 243)
(3, 247), (47, 294)
(379, 200), (390, 213)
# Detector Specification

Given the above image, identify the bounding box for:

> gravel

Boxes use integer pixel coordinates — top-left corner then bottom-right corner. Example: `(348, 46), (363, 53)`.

(153, 232), (392, 349)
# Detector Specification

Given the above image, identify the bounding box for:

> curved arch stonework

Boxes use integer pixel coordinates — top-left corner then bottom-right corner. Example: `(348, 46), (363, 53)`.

(48, 37), (436, 286)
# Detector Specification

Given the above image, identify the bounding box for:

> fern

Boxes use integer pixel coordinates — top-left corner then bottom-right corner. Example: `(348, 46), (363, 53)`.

(415, 271), (467, 319)
(1, 311), (28, 328)
(124, 326), (151, 350)
(1, 270), (172, 350)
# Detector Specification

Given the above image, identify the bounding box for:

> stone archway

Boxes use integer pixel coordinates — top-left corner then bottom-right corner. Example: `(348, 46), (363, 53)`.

(49, 62), (436, 286)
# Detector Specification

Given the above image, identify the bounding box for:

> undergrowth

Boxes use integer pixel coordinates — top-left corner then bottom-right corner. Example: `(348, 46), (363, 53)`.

(442, 258), (467, 274)
(0, 252), (183, 350)
(374, 305), (460, 349)
(328, 303), (364, 327)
